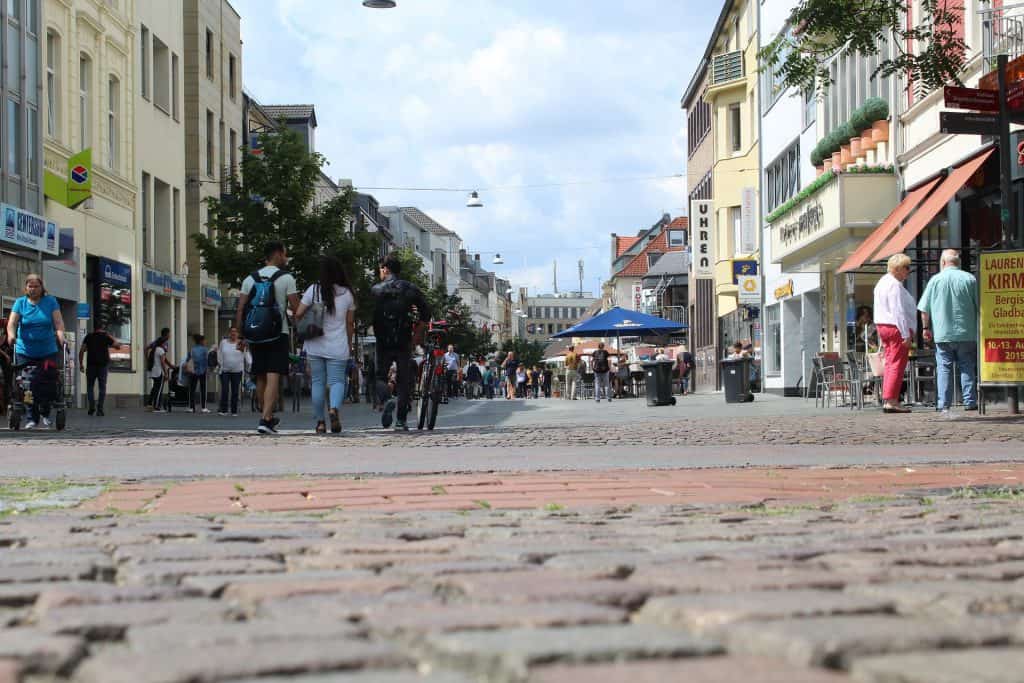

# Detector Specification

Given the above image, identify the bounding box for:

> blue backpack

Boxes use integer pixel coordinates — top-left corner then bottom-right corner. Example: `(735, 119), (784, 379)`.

(244, 269), (286, 344)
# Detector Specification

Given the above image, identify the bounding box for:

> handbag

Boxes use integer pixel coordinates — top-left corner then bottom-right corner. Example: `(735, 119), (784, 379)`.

(297, 286), (326, 341)
(866, 351), (885, 377)
(182, 354), (195, 376)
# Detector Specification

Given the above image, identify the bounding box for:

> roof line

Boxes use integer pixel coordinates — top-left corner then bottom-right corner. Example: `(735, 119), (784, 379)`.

(681, 0), (737, 108)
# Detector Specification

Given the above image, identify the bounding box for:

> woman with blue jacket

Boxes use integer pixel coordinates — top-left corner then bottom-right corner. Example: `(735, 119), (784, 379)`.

(188, 333), (210, 413)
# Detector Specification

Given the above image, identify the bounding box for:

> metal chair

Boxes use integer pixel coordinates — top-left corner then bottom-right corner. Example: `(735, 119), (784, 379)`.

(845, 352), (868, 410)
(815, 353), (847, 408)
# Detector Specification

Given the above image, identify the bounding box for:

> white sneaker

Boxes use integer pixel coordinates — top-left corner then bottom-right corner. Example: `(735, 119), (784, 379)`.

(41, 417), (52, 428)
(24, 420), (37, 430)
(218, 411), (228, 416)
(201, 408), (211, 414)
(942, 409), (959, 420)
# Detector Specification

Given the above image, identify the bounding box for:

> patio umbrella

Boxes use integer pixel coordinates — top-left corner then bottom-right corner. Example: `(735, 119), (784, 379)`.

(552, 306), (686, 339)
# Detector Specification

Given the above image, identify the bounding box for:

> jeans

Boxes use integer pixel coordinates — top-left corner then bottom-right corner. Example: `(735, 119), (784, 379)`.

(219, 372), (242, 414)
(189, 373), (208, 410)
(376, 348), (412, 423)
(149, 375), (165, 409)
(567, 374), (577, 399)
(935, 341), (978, 409)
(877, 324), (909, 403)
(308, 356), (348, 423)
(594, 371), (611, 400)
(14, 352), (57, 423)
(86, 366), (108, 410)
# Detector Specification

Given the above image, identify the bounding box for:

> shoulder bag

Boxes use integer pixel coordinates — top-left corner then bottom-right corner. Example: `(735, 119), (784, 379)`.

(297, 285), (326, 342)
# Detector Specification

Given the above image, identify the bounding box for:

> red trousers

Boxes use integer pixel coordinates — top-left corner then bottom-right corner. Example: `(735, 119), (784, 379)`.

(877, 323), (909, 402)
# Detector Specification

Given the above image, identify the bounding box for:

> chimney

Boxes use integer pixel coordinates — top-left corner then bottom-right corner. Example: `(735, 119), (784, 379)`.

(474, 253), (481, 263)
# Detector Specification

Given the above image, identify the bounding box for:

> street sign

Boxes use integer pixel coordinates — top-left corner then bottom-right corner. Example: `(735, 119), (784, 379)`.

(1009, 81), (1024, 111)
(940, 111), (1000, 135)
(944, 86), (1000, 112)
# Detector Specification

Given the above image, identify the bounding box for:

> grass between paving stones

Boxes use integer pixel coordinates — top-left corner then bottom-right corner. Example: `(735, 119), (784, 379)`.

(949, 485), (1024, 501)
(0, 477), (109, 517)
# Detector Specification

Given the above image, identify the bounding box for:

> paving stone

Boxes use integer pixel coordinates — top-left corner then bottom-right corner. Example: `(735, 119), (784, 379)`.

(286, 552), (458, 572)
(635, 590), (895, 634)
(0, 659), (19, 683)
(206, 527), (332, 543)
(847, 580), (1024, 617)
(112, 542), (288, 564)
(849, 647), (1024, 682)
(228, 671), (474, 683)
(251, 590), (439, 621)
(34, 598), (241, 640)
(423, 624), (722, 683)
(71, 639), (410, 683)
(631, 562), (870, 593)
(33, 584), (201, 612)
(724, 615), (1019, 668)
(531, 657), (851, 682)
(180, 568), (376, 596)
(384, 559), (533, 578)
(126, 617), (362, 651)
(0, 628), (86, 674)
(437, 570), (664, 608)
(0, 548), (112, 568)
(117, 558), (286, 585)
(0, 562), (101, 584)
(363, 601), (627, 634)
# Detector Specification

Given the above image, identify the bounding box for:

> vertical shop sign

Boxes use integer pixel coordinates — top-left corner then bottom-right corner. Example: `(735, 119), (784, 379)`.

(979, 250), (1024, 385)
(690, 200), (714, 278)
(740, 187), (757, 254)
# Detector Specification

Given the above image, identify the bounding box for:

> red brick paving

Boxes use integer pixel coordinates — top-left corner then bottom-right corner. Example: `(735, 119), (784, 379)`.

(75, 463), (1024, 515)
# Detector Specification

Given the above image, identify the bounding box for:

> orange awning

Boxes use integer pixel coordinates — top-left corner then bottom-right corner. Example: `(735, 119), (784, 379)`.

(875, 149), (994, 260)
(837, 177), (942, 273)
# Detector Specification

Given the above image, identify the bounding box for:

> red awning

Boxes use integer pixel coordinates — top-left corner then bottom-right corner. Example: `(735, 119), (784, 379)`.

(837, 177), (942, 273)
(875, 149), (994, 260)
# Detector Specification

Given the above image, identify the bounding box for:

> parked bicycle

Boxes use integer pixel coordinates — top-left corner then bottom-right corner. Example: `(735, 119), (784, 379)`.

(415, 318), (451, 431)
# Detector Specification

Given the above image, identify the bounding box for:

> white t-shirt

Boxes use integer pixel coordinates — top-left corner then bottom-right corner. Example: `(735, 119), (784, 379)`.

(240, 265), (298, 336)
(149, 346), (166, 379)
(218, 338), (247, 373)
(300, 284), (354, 360)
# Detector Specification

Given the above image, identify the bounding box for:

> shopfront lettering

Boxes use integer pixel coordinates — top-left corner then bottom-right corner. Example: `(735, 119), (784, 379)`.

(988, 272), (1024, 291)
(690, 199), (714, 278)
(779, 204), (824, 245)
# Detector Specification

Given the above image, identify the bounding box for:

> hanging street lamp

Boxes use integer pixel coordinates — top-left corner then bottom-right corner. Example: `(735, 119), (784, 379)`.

(466, 191), (484, 208)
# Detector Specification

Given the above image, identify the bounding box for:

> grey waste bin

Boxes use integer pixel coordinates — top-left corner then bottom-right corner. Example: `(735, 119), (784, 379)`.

(721, 358), (754, 403)
(642, 361), (676, 407)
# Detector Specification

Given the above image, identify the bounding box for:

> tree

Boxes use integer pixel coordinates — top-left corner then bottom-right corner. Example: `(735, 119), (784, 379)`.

(760, 0), (967, 96)
(499, 338), (547, 368)
(426, 284), (497, 360)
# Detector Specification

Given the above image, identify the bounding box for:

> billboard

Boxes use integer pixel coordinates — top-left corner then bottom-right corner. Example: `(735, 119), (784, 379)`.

(979, 250), (1024, 386)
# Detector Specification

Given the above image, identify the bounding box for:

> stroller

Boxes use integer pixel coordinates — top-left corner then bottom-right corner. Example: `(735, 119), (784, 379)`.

(162, 368), (192, 411)
(7, 344), (70, 431)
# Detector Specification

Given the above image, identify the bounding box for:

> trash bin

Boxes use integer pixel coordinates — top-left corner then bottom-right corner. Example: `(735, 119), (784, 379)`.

(721, 358), (754, 403)
(642, 361), (676, 407)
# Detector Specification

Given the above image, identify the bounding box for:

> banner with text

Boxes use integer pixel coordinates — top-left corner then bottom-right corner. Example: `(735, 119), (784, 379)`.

(979, 250), (1024, 385)
(1, 204), (58, 255)
(740, 187), (757, 254)
(690, 200), (714, 278)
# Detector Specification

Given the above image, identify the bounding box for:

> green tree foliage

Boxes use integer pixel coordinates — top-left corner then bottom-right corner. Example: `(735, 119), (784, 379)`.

(760, 0), (968, 96)
(425, 284), (497, 360)
(499, 338), (547, 368)
(192, 127), (382, 332)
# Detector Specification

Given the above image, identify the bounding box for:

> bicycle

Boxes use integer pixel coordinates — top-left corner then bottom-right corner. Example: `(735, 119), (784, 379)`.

(415, 319), (450, 431)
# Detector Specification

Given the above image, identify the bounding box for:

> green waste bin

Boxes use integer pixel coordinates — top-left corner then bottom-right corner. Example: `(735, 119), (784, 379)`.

(642, 361), (676, 407)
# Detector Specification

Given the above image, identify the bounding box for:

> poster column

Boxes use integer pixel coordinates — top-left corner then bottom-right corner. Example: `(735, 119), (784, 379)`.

(979, 251), (1024, 411)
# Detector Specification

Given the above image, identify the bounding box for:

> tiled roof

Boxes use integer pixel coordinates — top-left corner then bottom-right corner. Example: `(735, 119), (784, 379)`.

(261, 104), (317, 126)
(667, 216), (689, 230)
(401, 207), (455, 237)
(615, 231), (684, 278)
(615, 236), (641, 257)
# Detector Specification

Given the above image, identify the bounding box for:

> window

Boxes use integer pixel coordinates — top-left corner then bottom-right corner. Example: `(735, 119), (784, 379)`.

(141, 172), (150, 264)
(668, 229), (685, 247)
(648, 252), (662, 268)
(760, 28), (792, 114)
(728, 103), (741, 153)
(140, 25), (149, 99)
(690, 170), (712, 201)
(228, 53), (237, 100)
(173, 187), (181, 271)
(6, 98), (19, 174)
(803, 87), (816, 128)
(107, 76), (118, 169)
(152, 36), (169, 112)
(27, 105), (36, 180)
(205, 29), (214, 79)
(8, 22), (21, 94)
(171, 53), (179, 120)
(206, 109), (214, 176)
(765, 140), (800, 213)
(79, 54), (90, 147)
(730, 206), (742, 258)
(765, 304), (781, 376)
(7, 0), (18, 20)
(687, 97), (711, 158)
(229, 128), (237, 174)
(45, 30), (58, 137)
(219, 121), (225, 172)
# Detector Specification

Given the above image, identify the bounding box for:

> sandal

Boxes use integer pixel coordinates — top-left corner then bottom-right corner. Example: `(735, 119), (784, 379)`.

(315, 421), (327, 434)
(329, 409), (341, 434)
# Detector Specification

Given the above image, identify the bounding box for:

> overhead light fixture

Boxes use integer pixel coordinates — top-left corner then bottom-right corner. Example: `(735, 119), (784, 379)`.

(492, 253), (504, 265)
(362, 0), (396, 7)
(466, 191), (483, 208)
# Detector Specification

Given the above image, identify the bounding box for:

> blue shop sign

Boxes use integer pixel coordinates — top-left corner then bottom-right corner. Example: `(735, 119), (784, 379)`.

(732, 259), (758, 284)
(143, 267), (187, 299)
(202, 286), (222, 307)
(98, 258), (131, 287)
(77, 302), (90, 319)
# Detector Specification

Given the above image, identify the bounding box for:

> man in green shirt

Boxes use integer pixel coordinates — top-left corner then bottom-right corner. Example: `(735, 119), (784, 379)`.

(918, 249), (979, 412)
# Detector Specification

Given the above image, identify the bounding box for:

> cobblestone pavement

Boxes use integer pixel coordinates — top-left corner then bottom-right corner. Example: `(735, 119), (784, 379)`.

(2, 492), (1024, 682)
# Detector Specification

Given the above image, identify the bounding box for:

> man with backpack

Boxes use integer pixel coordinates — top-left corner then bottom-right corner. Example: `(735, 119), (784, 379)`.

(235, 241), (299, 434)
(371, 255), (431, 431)
(592, 342), (612, 402)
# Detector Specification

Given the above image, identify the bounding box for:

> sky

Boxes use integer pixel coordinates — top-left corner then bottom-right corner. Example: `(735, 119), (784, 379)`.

(230, 0), (717, 296)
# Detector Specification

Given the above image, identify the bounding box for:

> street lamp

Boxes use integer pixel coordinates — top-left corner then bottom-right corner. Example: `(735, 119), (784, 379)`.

(466, 191), (484, 208)
(362, 0), (396, 7)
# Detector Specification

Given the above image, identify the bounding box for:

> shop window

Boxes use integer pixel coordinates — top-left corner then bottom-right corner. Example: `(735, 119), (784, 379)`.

(766, 304), (781, 376)
(92, 257), (133, 370)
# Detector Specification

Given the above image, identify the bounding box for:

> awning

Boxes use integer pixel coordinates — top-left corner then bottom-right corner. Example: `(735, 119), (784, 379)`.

(837, 177), (941, 273)
(875, 149), (994, 260)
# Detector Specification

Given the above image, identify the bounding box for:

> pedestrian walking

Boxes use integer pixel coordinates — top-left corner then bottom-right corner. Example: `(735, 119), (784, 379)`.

(371, 255), (432, 431)
(542, 364), (553, 398)
(564, 345), (579, 399)
(6, 274), (66, 429)
(592, 342), (612, 402)
(502, 351), (518, 400)
(236, 240), (300, 434)
(78, 322), (119, 416)
(918, 248), (979, 414)
(147, 337), (175, 412)
(678, 346), (695, 395)
(443, 345), (460, 402)
(187, 334), (211, 413)
(295, 255), (356, 434)
(217, 327), (247, 416)
(874, 253), (917, 414)
(465, 358), (482, 398)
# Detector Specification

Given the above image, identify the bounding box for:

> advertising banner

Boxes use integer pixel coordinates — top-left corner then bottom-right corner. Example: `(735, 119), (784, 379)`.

(0, 204), (59, 255)
(740, 187), (757, 254)
(979, 250), (1024, 385)
(690, 200), (714, 278)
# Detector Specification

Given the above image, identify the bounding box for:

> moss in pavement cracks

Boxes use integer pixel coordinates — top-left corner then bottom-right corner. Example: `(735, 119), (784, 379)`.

(950, 486), (1024, 501)
(0, 478), (74, 502)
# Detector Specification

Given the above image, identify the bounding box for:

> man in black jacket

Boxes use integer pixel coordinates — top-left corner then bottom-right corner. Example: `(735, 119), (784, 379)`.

(371, 256), (431, 431)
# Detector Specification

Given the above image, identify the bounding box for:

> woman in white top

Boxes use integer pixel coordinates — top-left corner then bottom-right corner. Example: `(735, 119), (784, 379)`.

(295, 256), (355, 433)
(217, 326), (250, 416)
(873, 253), (917, 413)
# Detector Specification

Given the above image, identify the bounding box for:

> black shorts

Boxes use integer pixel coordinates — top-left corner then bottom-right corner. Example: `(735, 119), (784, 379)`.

(250, 335), (290, 376)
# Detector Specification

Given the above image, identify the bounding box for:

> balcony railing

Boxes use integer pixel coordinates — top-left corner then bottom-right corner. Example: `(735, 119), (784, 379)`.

(643, 305), (688, 326)
(709, 50), (744, 87)
(981, 2), (1024, 71)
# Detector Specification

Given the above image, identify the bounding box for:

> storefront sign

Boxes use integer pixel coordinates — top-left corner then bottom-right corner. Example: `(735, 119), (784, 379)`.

(740, 187), (757, 254)
(1, 204), (59, 255)
(94, 258), (132, 370)
(631, 283), (642, 312)
(773, 279), (794, 300)
(778, 204), (824, 247)
(737, 275), (761, 304)
(690, 200), (714, 279)
(143, 268), (187, 299)
(979, 250), (1024, 385)
(732, 259), (758, 284)
(202, 286), (222, 308)
(43, 148), (93, 209)
(77, 302), (90, 319)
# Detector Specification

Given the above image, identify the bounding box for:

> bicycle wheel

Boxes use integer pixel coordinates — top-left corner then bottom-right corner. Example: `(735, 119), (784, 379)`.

(427, 388), (441, 430)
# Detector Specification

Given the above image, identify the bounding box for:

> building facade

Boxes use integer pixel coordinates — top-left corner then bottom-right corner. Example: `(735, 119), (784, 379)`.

(521, 292), (597, 343)
(43, 0), (137, 403)
(183, 0), (241, 342)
